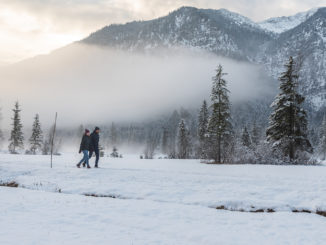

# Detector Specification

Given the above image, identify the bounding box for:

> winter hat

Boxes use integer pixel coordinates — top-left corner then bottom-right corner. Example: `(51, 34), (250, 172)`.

(95, 126), (100, 131)
(85, 129), (90, 134)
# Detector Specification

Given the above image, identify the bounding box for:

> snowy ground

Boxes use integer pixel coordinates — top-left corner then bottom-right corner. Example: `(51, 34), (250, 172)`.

(1, 153), (326, 244)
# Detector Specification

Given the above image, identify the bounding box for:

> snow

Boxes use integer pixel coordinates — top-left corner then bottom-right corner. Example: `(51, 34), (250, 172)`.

(1, 153), (326, 244)
(218, 9), (258, 28)
(175, 14), (185, 29)
(258, 8), (318, 33)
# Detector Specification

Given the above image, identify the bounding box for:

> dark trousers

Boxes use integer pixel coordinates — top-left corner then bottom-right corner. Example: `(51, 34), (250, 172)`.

(89, 149), (99, 166)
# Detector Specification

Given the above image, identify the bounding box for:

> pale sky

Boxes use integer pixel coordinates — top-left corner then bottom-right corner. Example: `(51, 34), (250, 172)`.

(0, 0), (325, 64)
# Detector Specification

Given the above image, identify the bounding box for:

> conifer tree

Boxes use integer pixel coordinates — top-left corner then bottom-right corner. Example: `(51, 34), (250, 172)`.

(127, 125), (135, 145)
(319, 115), (326, 160)
(241, 126), (251, 147)
(110, 122), (118, 147)
(161, 127), (169, 154)
(29, 114), (43, 154)
(8, 102), (24, 153)
(178, 119), (190, 159)
(144, 127), (160, 159)
(251, 121), (260, 146)
(266, 56), (312, 162)
(198, 100), (209, 158)
(167, 110), (180, 158)
(42, 138), (51, 155)
(207, 65), (233, 163)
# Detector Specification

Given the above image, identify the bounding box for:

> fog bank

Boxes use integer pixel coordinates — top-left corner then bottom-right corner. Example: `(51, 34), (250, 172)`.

(0, 44), (275, 128)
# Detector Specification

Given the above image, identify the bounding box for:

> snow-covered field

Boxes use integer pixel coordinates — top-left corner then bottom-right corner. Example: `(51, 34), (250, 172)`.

(1, 153), (326, 244)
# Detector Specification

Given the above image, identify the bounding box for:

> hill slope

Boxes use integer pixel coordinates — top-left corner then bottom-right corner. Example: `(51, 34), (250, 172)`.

(82, 6), (326, 111)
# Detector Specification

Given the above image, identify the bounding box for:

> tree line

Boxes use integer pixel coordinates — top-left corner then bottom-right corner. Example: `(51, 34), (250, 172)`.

(0, 102), (59, 155)
(160, 56), (324, 164)
(0, 56), (326, 163)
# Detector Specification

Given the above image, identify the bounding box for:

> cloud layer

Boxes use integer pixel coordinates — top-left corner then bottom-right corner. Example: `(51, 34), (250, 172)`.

(0, 44), (275, 128)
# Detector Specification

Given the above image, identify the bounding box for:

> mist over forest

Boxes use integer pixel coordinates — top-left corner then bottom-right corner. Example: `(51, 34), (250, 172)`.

(0, 43), (277, 153)
(0, 44), (275, 126)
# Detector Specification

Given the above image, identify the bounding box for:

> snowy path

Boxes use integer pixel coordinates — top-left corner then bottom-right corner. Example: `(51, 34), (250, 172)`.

(1, 153), (326, 244)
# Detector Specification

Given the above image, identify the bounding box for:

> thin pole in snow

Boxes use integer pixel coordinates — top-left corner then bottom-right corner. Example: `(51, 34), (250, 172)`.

(50, 112), (58, 168)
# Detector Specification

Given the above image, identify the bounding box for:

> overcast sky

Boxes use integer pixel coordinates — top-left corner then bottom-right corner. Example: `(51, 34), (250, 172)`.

(0, 0), (325, 64)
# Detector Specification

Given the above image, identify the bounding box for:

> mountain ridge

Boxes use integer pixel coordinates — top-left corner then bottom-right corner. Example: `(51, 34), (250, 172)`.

(82, 6), (326, 112)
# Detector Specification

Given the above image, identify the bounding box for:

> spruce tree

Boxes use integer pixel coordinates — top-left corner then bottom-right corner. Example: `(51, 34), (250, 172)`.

(266, 56), (312, 162)
(178, 119), (190, 159)
(251, 121), (260, 146)
(29, 114), (43, 154)
(198, 100), (209, 158)
(42, 138), (51, 155)
(241, 126), (251, 147)
(167, 110), (180, 158)
(8, 101), (24, 154)
(207, 65), (233, 163)
(110, 122), (118, 147)
(161, 127), (169, 154)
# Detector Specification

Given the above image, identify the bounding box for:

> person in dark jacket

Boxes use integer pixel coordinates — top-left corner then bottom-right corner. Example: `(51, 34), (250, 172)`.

(77, 129), (91, 168)
(89, 127), (100, 168)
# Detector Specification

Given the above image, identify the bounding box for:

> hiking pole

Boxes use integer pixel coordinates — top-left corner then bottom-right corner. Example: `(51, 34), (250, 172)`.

(50, 112), (58, 168)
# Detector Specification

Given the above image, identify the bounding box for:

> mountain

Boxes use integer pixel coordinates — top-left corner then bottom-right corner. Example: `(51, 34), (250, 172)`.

(258, 8), (318, 33)
(83, 7), (272, 60)
(82, 6), (326, 113)
(259, 8), (326, 111)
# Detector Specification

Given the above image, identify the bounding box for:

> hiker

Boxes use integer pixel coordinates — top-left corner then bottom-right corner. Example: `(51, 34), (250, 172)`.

(77, 129), (91, 169)
(84, 126), (100, 168)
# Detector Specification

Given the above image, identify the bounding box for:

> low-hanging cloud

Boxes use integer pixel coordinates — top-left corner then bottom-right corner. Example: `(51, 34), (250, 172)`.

(0, 44), (275, 129)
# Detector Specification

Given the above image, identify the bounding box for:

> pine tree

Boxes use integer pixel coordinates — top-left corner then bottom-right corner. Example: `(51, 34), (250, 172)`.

(319, 115), (326, 160)
(29, 114), (43, 154)
(8, 102), (24, 154)
(198, 100), (209, 158)
(110, 122), (118, 147)
(161, 127), (169, 154)
(241, 126), (251, 147)
(251, 121), (260, 146)
(127, 125), (135, 145)
(42, 138), (51, 155)
(207, 65), (233, 163)
(266, 56), (312, 162)
(144, 127), (160, 159)
(178, 119), (190, 159)
(167, 110), (180, 158)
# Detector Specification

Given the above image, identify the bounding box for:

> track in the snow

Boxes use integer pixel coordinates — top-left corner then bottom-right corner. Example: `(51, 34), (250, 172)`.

(2, 180), (326, 218)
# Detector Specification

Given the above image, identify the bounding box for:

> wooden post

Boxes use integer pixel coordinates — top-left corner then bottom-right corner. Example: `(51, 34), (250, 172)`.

(50, 112), (58, 168)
